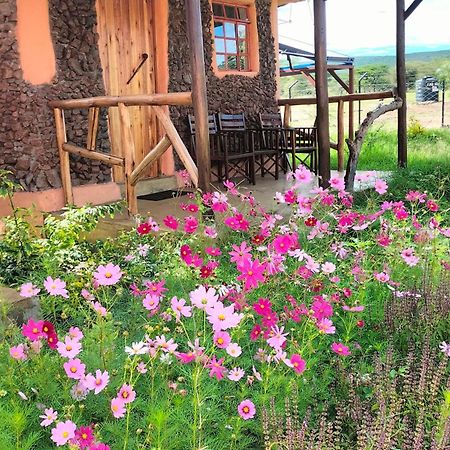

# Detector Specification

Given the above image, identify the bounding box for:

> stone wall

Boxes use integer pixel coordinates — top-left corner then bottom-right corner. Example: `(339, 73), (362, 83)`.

(168, 0), (279, 154)
(0, 0), (110, 192)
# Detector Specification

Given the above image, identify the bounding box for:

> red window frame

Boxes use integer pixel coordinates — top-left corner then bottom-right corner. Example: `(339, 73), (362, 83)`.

(212, 2), (251, 72)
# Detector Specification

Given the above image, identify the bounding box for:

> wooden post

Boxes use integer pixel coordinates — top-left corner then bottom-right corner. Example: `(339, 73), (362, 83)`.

(185, 0), (211, 192)
(283, 104), (291, 127)
(86, 107), (100, 150)
(118, 103), (138, 215)
(313, 0), (331, 187)
(397, 0), (407, 167)
(337, 100), (345, 172)
(348, 67), (355, 140)
(53, 108), (73, 204)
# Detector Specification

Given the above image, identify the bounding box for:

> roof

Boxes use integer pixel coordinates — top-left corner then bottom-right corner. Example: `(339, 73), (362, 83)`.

(277, 0), (305, 6)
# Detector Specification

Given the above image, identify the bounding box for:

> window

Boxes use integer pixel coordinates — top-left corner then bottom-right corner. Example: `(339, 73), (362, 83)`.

(212, 2), (251, 72)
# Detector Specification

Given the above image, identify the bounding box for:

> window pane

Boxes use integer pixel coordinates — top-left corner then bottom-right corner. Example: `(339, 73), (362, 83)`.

(237, 7), (248, 20)
(212, 3), (224, 17)
(237, 24), (246, 39)
(215, 38), (225, 53)
(224, 22), (235, 38)
(216, 54), (226, 70)
(238, 40), (246, 52)
(224, 5), (236, 18)
(227, 55), (237, 70)
(214, 21), (224, 37)
(226, 39), (237, 54)
(239, 56), (247, 70)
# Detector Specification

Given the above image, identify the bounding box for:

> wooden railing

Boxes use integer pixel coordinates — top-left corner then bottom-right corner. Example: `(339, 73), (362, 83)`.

(49, 93), (197, 215)
(278, 90), (395, 172)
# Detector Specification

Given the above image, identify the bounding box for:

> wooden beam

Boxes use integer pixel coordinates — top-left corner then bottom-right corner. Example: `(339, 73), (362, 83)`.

(404, 0), (423, 20)
(54, 108), (73, 204)
(314, 0), (331, 187)
(152, 105), (199, 187)
(48, 92), (192, 109)
(397, 0), (408, 167)
(86, 107), (100, 150)
(348, 67), (355, 140)
(283, 104), (291, 127)
(185, 0), (211, 193)
(337, 100), (345, 172)
(118, 103), (138, 216)
(301, 71), (316, 87)
(130, 136), (171, 186)
(62, 143), (124, 166)
(278, 90), (395, 106)
(328, 69), (349, 92)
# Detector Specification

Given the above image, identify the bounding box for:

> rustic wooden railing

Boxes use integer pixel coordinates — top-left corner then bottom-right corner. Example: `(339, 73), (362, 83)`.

(278, 90), (395, 172)
(49, 93), (197, 216)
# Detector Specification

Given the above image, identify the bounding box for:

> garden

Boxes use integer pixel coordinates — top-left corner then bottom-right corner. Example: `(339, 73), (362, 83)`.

(1, 134), (450, 449)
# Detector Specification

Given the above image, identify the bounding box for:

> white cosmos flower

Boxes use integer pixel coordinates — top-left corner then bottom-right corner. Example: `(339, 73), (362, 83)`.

(125, 341), (148, 356)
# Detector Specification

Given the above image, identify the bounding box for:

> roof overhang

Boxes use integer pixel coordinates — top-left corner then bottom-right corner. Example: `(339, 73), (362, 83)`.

(277, 0), (305, 6)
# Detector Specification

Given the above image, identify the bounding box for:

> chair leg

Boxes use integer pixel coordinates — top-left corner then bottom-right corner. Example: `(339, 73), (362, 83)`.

(275, 153), (279, 180)
(224, 159), (229, 182)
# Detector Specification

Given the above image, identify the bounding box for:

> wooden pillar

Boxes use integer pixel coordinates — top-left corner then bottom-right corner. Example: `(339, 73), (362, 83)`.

(54, 107), (73, 204)
(185, 0), (211, 192)
(313, 0), (330, 187)
(348, 67), (355, 140)
(337, 100), (345, 172)
(397, 0), (407, 167)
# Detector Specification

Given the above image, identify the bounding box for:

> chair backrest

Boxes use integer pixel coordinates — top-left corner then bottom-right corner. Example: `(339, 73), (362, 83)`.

(259, 113), (283, 129)
(217, 113), (246, 131)
(188, 114), (217, 135)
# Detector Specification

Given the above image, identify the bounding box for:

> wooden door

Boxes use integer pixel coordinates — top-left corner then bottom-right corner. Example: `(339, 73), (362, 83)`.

(96, 0), (158, 181)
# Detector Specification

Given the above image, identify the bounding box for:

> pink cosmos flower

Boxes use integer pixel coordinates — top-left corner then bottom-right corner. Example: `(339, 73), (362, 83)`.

(205, 246), (222, 256)
(171, 296), (192, 320)
(272, 234), (292, 254)
(56, 336), (82, 358)
(214, 331), (231, 349)
(51, 420), (77, 446)
(377, 234), (392, 247)
(331, 342), (351, 356)
(439, 341), (450, 357)
(74, 425), (94, 449)
(145, 279), (167, 297)
(229, 241), (252, 266)
(163, 215), (179, 230)
(205, 355), (227, 380)
(19, 282), (40, 298)
(68, 327), (83, 342)
(184, 216), (198, 233)
(44, 276), (69, 298)
(317, 318), (336, 334)
(207, 303), (243, 331)
(374, 271), (390, 283)
(250, 324), (262, 341)
(290, 354), (306, 374)
(180, 244), (193, 264)
(266, 325), (288, 350)
(81, 289), (95, 301)
(426, 199), (439, 212)
(401, 248), (419, 267)
(63, 358), (86, 380)
(90, 444), (110, 450)
(204, 225), (218, 238)
(321, 262), (336, 274)
(238, 399), (256, 420)
(237, 259), (266, 291)
(10, 344), (27, 361)
(84, 369), (109, 394)
(189, 285), (219, 310)
(143, 294), (160, 311)
(90, 301), (107, 316)
(155, 335), (178, 353)
(226, 343), (242, 358)
(374, 179), (388, 195)
(22, 319), (44, 341)
(39, 408), (58, 427)
(111, 397), (126, 418)
(342, 305), (365, 312)
(176, 351), (196, 364)
(228, 367), (245, 381)
(93, 263), (123, 286)
(329, 177), (345, 191)
(118, 384), (136, 404)
(293, 165), (313, 185)
(253, 298), (272, 316)
(312, 297), (333, 320)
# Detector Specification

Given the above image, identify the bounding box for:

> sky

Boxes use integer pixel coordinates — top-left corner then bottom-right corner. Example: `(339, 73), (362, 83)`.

(278, 0), (450, 56)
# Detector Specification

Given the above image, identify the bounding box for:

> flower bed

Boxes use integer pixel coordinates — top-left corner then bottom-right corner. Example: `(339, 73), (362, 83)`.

(1, 168), (449, 449)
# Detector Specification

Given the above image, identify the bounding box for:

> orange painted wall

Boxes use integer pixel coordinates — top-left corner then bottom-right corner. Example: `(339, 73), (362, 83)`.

(16, 0), (56, 85)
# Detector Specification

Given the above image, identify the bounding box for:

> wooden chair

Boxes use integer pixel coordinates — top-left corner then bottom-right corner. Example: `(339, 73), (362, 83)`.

(259, 112), (318, 174)
(218, 113), (279, 180)
(188, 114), (255, 185)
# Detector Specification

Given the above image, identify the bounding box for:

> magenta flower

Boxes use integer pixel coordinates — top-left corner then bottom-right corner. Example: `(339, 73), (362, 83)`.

(56, 336), (82, 358)
(19, 282), (40, 298)
(74, 425), (94, 449)
(205, 246), (222, 256)
(163, 215), (179, 230)
(39, 408), (58, 427)
(84, 369), (109, 394)
(63, 358), (86, 380)
(214, 331), (231, 349)
(176, 351), (196, 364)
(22, 319), (44, 341)
(229, 241), (252, 266)
(272, 234), (292, 254)
(331, 342), (351, 356)
(93, 263), (123, 286)
(44, 276), (69, 298)
(189, 285), (219, 310)
(253, 298), (272, 316)
(311, 297), (333, 321)
(171, 296), (192, 320)
(118, 384), (136, 404)
(290, 354), (306, 374)
(10, 344), (27, 361)
(250, 324), (262, 341)
(205, 355), (227, 380)
(238, 399), (256, 420)
(50, 420), (76, 446)
(374, 271), (390, 283)
(184, 216), (198, 233)
(90, 443), (111, 450)
(111, 397), (126, 418)
(237, 259), (266, 291)
(144, 279), (167, 297)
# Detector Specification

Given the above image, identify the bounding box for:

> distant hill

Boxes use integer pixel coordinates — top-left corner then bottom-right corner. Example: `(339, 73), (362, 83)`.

(354, 49), (450, 67)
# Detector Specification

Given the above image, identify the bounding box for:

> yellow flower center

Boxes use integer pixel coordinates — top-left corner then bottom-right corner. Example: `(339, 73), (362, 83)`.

(112, 405), (118, 411)
(62, 431), (69, 438)
(217, 338), (224, 344)
(247, 271), (253, 276)
(218, 314), (226, 321)
(32, 328), (38, 333)
(66, 345), (72, 351)
(243, 406), (249, 413)
(122, 391), (129, 398)
(105, 272), (112, 278)
(95, 379), (102, 385)
(82, 433), (88, 439)
(70, 367), (77, 373)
